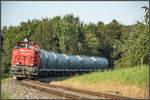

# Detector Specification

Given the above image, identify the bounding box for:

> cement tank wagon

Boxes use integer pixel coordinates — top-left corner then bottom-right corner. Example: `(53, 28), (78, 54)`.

(39, 49), (108, 71)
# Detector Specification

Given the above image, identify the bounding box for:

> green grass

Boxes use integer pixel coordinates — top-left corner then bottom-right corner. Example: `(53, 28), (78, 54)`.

(1, 78), (12, 84)
(1, 78), (13, 99)
(1, 91), (10, 99)
(67, 65), (149, 87)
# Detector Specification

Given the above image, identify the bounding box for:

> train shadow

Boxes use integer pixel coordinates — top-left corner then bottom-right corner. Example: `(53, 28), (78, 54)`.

(34, 71), (98, 84)
(35, 76), (70, 83)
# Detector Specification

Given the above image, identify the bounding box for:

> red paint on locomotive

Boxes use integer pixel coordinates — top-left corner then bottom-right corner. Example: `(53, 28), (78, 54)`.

(11, 41), (40, 68)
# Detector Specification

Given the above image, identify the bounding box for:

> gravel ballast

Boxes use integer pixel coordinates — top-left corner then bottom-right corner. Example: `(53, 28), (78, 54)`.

(1, 79), (66, 99)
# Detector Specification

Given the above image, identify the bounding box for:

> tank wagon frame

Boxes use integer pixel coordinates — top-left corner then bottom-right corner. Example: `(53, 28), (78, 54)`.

(11, 39), (108, 79)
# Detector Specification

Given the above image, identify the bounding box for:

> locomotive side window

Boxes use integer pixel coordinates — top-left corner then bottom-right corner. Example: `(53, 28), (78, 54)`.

(15, 44), (34, 50)
(15, 44), (25, 50)
(35, 47), (38, 55)
(19, 44), (25, 48)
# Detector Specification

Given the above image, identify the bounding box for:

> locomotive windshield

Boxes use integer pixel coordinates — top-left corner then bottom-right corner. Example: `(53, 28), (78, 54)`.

(15, 43), (34, 50)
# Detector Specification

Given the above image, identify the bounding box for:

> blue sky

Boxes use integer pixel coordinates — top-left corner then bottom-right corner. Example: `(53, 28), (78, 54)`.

(2, 1), (149, 28)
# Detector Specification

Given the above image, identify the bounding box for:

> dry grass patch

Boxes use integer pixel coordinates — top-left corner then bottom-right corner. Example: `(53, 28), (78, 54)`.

(50, 80), (148, 99)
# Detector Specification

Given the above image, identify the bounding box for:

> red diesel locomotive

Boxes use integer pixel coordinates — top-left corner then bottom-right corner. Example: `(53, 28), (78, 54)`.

(11, 39), (40, 79)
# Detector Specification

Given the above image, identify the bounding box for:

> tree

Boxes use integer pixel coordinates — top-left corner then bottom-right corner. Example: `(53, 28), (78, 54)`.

(114, 6), (149, 68)
(141, 6), (149, 25)
(82, 23), (100, 56)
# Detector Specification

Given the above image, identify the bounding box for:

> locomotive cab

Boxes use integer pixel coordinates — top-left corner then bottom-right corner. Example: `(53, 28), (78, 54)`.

(11, 39), (40, 79)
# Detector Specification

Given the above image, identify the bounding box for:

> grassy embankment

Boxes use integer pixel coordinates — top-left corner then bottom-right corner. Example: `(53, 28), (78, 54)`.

(50, 65), (149, 98)
(1, 78), (14, 99)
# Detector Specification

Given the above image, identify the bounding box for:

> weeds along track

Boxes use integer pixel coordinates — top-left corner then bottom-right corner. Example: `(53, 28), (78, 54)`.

(16, 79), (134, 99)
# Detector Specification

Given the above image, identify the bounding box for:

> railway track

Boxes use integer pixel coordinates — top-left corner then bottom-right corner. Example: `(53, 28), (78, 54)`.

(15, 80), (86, 99)
(15, 79), (134, 99)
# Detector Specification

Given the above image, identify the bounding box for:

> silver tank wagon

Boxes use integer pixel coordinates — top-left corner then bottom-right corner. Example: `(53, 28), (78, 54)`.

(39, 49), (108, 72)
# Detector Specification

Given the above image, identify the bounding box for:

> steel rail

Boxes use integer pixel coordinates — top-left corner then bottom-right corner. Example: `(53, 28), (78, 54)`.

(15, 80), (87, 99)
(29, 80), (134, 99)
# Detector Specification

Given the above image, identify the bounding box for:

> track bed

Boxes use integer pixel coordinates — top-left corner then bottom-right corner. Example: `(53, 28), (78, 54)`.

(16, 79), (134, 99)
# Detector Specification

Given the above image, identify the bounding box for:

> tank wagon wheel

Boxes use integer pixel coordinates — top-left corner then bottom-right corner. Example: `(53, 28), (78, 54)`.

(101, 68), (105, 72)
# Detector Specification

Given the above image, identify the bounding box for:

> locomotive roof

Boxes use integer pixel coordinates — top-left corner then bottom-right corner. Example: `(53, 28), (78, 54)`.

(17, 41), (35, 45)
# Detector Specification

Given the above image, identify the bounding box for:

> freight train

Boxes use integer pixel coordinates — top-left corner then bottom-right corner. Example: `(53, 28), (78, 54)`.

(11, 39), (108, 79)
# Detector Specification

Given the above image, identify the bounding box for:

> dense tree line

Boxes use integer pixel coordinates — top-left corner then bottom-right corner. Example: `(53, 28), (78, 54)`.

(1, 6), (149, 78)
